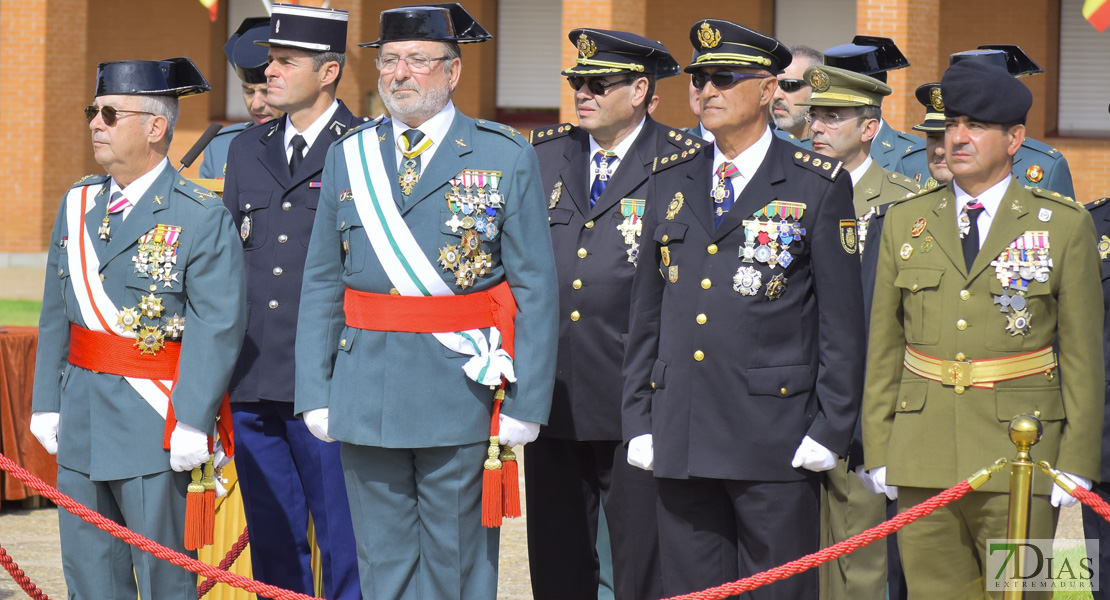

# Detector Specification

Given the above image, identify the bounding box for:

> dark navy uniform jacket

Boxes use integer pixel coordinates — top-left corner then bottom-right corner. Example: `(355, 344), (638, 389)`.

(222, 100), (366, 403)
(1086, 196), (1110, 483)
(622, 135), (866, 481)
(534, 117), (702, 441)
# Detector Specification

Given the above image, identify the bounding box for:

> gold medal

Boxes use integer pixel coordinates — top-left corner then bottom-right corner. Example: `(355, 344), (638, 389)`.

(911, 218), (926, 237)
(116, 306), (141, 332)
(139, 293), (164, 319)
(660, 246), (670, 266)
(668, 266), (678, 283)
(135, 325), (166, 355)
(900, 243), (913, 260)
(399, 165), (419, 195)
(666, 193), (684, 220)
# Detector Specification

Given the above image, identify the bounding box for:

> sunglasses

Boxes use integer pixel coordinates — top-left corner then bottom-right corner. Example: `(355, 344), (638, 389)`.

(84, 105), (155, 126)
(568, 76), (634, 96)
(777, 78), (809, 93)
(691, 71), (769, 90)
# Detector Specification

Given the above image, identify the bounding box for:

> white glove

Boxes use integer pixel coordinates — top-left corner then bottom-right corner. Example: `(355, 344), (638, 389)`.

(29, 411), (60, 455)
(865, 466), (898, 500)
(169, 422), (210, 472)
(854, 465), (875, 489)
(303, 408), (335, 443)
(498, 414), (540, 448)
(212, 442), (231, 469)
(627, 434), (654, 471)
(1050, 472), (1092, 508)
(791, 435), (839, 472)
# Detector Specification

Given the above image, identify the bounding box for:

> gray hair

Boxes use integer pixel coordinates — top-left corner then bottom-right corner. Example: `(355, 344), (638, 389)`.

(311, 51), (347, 88)
(790, 45), (823, 68)
(139, 95), (179, 147)
(441, 41), (461, 73)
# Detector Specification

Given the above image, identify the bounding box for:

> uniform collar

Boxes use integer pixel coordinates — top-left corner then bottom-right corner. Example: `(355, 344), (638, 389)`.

(713, 125), (772, 180)
(849, 155), (874, 187)
(588, 115), (646, 161)
(284, 99), (340, 151)
(390, 101), (457, 166)
(111, 157), (170, 203)
(953, 175), (1010, 219)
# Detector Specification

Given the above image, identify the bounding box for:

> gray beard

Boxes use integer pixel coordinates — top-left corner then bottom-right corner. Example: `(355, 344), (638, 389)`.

(771, 103), (806, 133)
(379, 78), (451, 125)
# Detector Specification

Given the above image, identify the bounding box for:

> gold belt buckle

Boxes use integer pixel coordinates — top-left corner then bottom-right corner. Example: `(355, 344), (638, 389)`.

(940, 360), (973, 387)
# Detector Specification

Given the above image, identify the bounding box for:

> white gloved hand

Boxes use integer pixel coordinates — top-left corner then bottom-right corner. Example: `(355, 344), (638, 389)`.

(303, 408), (335, 443)
(1050, 472), (1092, 508)
(627, 434), (654, 471)
(169, 422), (210, 472)
(867, 466), (898, 500)
(29, 411), (60, 455)
(790, 435), (839, 472)
(498, 414), (540, 448)
(854, 465), (875, 489)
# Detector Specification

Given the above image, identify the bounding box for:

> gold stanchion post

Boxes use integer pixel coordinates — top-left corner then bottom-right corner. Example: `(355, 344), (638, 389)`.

(1003, 414), (1043, 600)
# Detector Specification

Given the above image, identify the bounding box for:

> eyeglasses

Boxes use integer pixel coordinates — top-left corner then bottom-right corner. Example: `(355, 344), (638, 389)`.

(84, 105), (154, 126)
(375, 54), (451, 74)
(777, 78), (809, 93)
(805, 108), (863, 129)
(690, 71), (769, 90)
(567, 76), (634, 96)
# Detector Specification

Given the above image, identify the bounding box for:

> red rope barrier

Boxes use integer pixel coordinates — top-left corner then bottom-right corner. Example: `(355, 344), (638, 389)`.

(197, 526), (251, 598)
(0, 543), (51, 600)
(1073, 486), (1110, 521)
(0, 453), (318, 600)
(664, 480), (975, 600)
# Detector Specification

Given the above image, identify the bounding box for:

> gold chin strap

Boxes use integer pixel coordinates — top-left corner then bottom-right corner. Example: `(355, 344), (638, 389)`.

(576, 57), (645, 72)
(924, 112), (945, 121)
(693, 52), (772, 67)
(807, 91), (879, 106)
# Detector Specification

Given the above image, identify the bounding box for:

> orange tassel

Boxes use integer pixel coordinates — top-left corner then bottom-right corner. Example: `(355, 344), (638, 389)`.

(481, 436), (503, 528)
(202, 461), (217, 546)
(183, 466), (206, 550)
(499, 446), (521, 518)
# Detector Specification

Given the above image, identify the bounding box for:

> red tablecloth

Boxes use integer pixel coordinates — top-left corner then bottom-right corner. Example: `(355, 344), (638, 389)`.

(0, 326), (56, 501)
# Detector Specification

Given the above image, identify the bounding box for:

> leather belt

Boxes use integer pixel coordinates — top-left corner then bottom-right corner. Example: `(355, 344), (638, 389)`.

(903, 345), (1057, 394)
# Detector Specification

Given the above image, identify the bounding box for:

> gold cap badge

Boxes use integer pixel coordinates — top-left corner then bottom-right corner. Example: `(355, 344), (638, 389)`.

(697, 21), (721, 49)
(576, 33), (596, 58)
(930, 87), (944, 112)
(809, 68), (830, 93)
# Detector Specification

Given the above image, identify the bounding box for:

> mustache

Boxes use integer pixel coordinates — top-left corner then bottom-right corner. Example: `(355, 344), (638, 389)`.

(772, 99), (789, 111)
(390, 80), (421, 93)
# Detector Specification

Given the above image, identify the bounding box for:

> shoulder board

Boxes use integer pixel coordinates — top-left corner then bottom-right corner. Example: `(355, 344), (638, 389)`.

(1086, 196), (1110, 211)
(791, 150), (842, 181)
(665, 128), (706, 153)
(1027, 185), (1080, 208)
(887, 171), (922, 194)
(335, 115), (386, 144)
(215, 122), (251, 137)
(1020, 137), (1063, 158)
(475, 119), (528, 145)
(71, 173), (109, 188)
(900, 183), (946, 204)
(174, 177), (221, 206)
(896, 129), (926, 147)
(652, 139), (704, 173)
(530, 123), (575, 145)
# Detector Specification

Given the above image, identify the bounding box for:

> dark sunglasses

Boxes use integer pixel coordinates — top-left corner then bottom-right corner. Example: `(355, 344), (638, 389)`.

(568, 76), (634, 95)
(84, 105), (155, 126)
(691, 71), (769, 90)
(777, 78), (809, 93)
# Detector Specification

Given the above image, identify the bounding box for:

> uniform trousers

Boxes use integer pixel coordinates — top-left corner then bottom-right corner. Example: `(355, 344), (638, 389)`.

(897, 487), (1057, 600)
(656, 476), (821, 599)
(820, 462), (887, 600)
(524, 437), (662, 600)
(57, 465), (195, 600)
(1082, 482), (1110, 599)
(231, 401), (360, 600)
(340, 440), (498, 600)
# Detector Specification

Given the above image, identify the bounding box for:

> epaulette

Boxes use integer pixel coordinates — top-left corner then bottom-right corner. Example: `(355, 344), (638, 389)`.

(652, 130), (705, 173)
(475, 119), (528, 146)
(887, 171), (922, 194)
(791, 150), (842, 181)
(335, 115), (386, 144)
(900, 183), (946, 204)
(1086, 196), (1110, 211)
(214, 121), (251, 138)
(1021, 137), (1064, 159)
(71, 173), (109, 188)
(530, 123), (575, 145)
(174, 177), (221, 206)
(1027, 185), (1080, 208)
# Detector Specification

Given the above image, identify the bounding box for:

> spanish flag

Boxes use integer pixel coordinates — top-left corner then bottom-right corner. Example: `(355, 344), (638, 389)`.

(198, 0), (217, 22)
(1085, 0), (1110, 32)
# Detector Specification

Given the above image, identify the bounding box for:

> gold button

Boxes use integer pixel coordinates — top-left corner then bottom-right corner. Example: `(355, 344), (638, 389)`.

(780, 387), (788, 396)
(954, 385), (966, 395)
(707, 244), (718, 255)
(100, 274), (105, 281)
(651, 382), (656, 389)
(956, 319), (968, 331)
(662, 234), (669, 243)
(960, 289), (971, 301)
(572, 279), (582, 290)
(389, 288), (400, 295)
(340, 339), (347, 347)
(694, 350), (704, 361)
(150, 285), (158, 292)
(577, 248), (587, 258)
(570, 310), (580, 321)
(911, 283), (919, 291)
(901, 401), (908, 409)
(585, 220), (595, 229)
(1034, 410), (1042, 417)
(701, 278), (711, 289)
(696, 314), (707, 324)
(955, 352), (967, 362)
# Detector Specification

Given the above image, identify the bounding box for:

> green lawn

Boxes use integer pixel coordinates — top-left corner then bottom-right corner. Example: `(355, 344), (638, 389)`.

(0, 299), (42, 326)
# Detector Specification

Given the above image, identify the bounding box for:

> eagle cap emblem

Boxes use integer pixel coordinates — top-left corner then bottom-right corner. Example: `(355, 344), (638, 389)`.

(809, 68), (830, 93)
(697, 21), (721, 49)
(930, 87), (944, 111)
(577, 33), (597, 58)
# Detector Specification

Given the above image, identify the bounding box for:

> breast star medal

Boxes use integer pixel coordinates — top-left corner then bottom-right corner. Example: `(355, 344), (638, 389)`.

(139, 293), (164, 319)
(116, 306), (141, 332)
(135, 325), (166, 355)
(733, 266), (762, 296)
(1005, 308), (1032, 336)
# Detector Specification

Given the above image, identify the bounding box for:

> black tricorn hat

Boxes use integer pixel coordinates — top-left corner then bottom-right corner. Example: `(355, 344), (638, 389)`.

(950, 45), (1043, 78)
(256, 4), (349, 53)
(824, 35), (909, 82)
(225, 17), (271, 84)
(360, 3), (491, 48)
(562, 28), (680, 78)
(95, 57), (210, 98)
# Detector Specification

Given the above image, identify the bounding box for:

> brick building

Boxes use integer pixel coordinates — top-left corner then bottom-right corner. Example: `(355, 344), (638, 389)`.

(3, 0), (1107, 264)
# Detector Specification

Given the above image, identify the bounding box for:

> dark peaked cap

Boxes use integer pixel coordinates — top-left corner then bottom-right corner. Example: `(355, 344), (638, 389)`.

(225, 17), (271, 84)
(912, 82), (945, 133)
(941, 61), (1032, 125)
(563, 28), (680, 77)
(360, 3), (491, 48)
(95, 57), (210, 98)
(684, 19), (791, 74)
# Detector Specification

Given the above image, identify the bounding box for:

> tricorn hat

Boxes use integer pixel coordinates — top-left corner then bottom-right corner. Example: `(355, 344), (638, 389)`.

(224, 17), (271, 84)
(256, 4), (349, 53)
(824, 35), (909, 82)
(360, 3), (491, 48)
(950, 45), (1043, 78)
(95, 57), (210, 98)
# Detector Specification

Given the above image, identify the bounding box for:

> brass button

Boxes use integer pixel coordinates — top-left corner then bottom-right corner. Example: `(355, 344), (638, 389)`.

(577, 248), (587, 258)
(273, 267), (283, 276)
(651, 381), (656, 389)
(282, 201), (292, 211)
(911, 283), (919, 292)
(340, 339), (347, 347)
(701, 278), (712, 289)
(955, 352), (967, 362)
(585, 220), (595, 229)
(150, 285), (158, 292)
(901, 401), (908, 409)
(780, 387), (788, 396)
(1045, 370), (1055, 381)
(693, 350), (705, 361)
(572, 279), (582, 290)
(960, 289), (971, 301)
(278, 234), (289, 243)
(100, 274), (106, 281)
(389, 288), (400, 295)
(662, 234), (669, 243)
(956, 319), (968, 331)
(570, 310), (580, 321)
(1034, 410), (1042, 417)
(696, 314), (707, 325)
(268, 300), (279, 309)
(340, 221), (346, 228)
(954, 385), (966, 395)
(707, 244), (718, 255)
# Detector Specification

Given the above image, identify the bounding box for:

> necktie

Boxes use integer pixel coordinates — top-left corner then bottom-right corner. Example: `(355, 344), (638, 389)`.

(289, 134), (307, 176)
(714, 161), (740, 228)
(589, 150), (618, 207)
(399, 129), (431, 195)
(960, 201), (986, 271)
(99, 191), (129, 241)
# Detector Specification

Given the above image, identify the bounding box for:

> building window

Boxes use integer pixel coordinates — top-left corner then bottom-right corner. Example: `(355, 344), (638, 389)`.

(1058, 0), (1110, 136)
